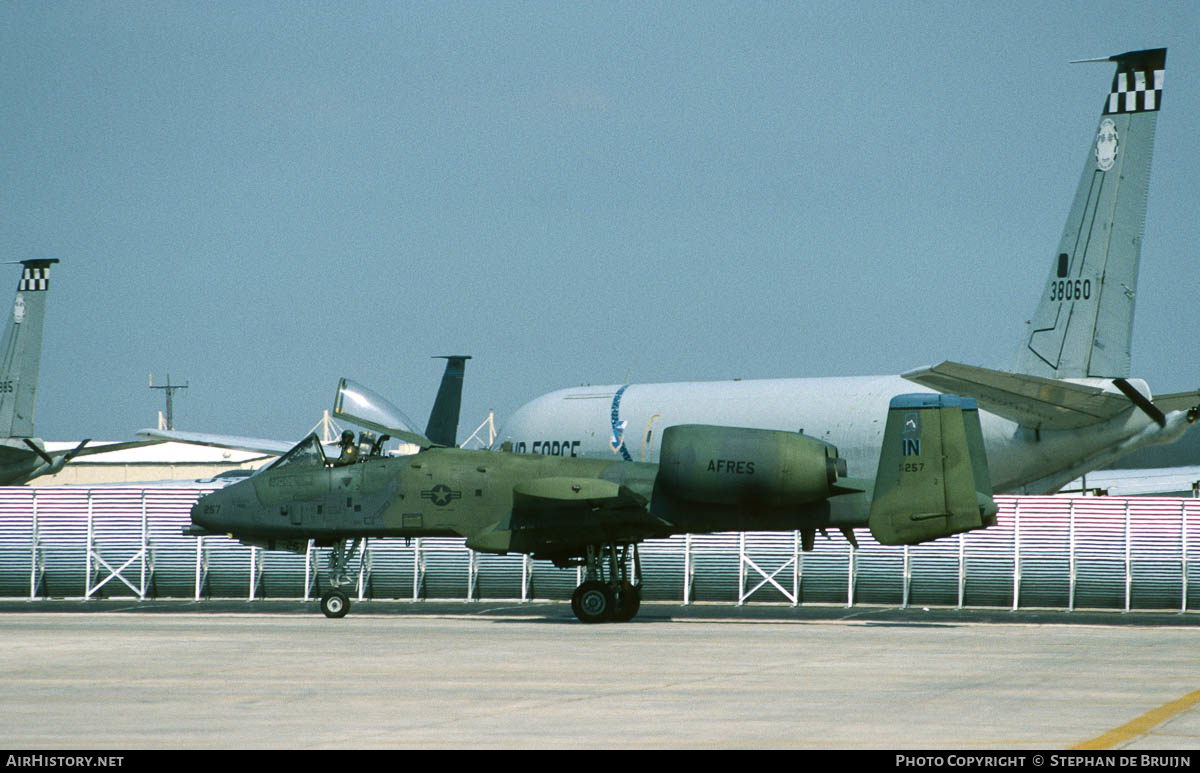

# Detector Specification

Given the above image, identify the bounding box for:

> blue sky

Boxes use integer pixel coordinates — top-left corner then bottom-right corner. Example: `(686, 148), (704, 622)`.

(2, 1), (1197, 443)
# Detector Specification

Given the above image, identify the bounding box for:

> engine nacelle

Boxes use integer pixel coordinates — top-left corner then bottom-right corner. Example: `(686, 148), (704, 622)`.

(656, 424), (845, 508)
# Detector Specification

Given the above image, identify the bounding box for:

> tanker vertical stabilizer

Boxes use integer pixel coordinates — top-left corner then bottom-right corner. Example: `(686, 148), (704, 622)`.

(0, 259), (57, 438)
(1015, 49), (1165, 379)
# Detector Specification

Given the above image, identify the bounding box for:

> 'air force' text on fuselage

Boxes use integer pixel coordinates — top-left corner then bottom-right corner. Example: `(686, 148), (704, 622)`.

(511, 440), (582, 457)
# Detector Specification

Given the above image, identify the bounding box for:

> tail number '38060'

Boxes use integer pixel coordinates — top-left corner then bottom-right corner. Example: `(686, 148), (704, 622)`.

(1050, 279), (1091, 302)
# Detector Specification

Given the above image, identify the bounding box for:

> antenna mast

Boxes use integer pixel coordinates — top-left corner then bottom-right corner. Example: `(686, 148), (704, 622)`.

(149, 374), (188, 430)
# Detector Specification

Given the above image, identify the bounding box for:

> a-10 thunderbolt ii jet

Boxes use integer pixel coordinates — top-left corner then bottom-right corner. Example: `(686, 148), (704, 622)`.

(188, 361), (997, 622)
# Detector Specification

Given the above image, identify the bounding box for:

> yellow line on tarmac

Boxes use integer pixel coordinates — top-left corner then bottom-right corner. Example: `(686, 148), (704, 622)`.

(1073, 689), (1200, 750)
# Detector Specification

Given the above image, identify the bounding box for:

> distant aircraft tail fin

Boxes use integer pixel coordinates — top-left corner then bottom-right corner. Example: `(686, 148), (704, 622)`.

(1013, 48), (1165, 379)
(424, 355), (471, 447)
(0, 259), (57, 439)
(868, 394), (996, 546)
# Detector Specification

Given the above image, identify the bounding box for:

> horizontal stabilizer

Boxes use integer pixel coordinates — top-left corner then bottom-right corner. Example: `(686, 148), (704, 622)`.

(902, 361), (1133, 430)
(1151, 390), (1200, 416)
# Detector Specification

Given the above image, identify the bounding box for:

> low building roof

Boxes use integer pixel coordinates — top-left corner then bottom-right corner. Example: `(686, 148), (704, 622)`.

(44, 441), (273, 465)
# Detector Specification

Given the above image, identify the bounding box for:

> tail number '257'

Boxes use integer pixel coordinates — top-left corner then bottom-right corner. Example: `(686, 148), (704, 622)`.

(1050, 279), (1091, 301)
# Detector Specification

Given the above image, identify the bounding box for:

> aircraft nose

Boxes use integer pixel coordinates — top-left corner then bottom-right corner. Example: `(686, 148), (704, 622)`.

(190, 494), (217, 531)
(191, 486), (236, 532)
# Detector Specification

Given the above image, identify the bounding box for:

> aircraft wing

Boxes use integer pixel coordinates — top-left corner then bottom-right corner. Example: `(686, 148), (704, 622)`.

(902, 361), (1133, 430)
(465, 477), (668, 555)
(136, 428), (300, 457)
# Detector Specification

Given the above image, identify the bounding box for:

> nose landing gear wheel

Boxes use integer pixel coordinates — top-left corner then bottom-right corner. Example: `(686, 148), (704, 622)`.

(571, 581), (615, 623)
(321, 590), (350, 618)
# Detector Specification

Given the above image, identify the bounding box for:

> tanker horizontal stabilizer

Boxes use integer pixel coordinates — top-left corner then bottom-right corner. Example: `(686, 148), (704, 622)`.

(902, 361), (1134, 430)
(1150, 390), (1200, 418)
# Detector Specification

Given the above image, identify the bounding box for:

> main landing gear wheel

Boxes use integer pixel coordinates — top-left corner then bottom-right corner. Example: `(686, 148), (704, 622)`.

(611, 581), (641, 623)
(570, 542), (644, 623)
(571, 581), (615, 623)
(321, 590), (350, 619)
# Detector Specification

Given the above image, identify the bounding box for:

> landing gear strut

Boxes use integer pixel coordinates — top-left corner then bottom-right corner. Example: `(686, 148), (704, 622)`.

(320, 538), (362, 619)
(570, 543), (642, 623)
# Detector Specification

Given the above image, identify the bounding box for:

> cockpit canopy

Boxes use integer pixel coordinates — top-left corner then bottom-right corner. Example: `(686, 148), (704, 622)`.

(332, 378), (434, 448)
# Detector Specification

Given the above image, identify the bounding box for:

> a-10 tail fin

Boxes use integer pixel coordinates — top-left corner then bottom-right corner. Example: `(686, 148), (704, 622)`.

(425, 355), (471, 447)
(868, 394), (997, 546)
(1014, 48), (1166, 379)
(0, 259), (57, 439)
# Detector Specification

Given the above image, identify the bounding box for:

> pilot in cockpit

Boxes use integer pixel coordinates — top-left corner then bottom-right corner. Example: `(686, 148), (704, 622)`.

(333, 430), (394, 466)
(334, 430), (359, 466)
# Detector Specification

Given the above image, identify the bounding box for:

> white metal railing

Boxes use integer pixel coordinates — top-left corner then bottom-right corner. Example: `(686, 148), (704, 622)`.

(29, 492), (42, 599)
(736, 531), (801, 606)
(84, 491), (152, 601)
(1184, 501), (1191, 613)
(3, 489), (1200, 612)
(1013, 498), (1021, 611)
